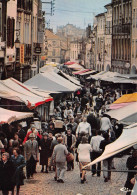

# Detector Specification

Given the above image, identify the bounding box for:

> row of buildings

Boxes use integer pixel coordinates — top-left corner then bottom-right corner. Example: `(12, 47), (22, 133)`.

(48, 0), (136, 75)
(80, 0), (137, 74)
(45, 0), (137, 75)
(0, 0), (46, 82)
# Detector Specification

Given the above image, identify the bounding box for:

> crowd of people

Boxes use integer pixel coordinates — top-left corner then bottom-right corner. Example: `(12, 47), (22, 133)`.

(0, 82), (136, 195)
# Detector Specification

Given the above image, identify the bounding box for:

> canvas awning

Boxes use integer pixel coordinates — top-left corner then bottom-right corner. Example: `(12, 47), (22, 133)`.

(64, 61), (76, 65)
(109, 102), (134, 110)
(89, 71), (107, 80)
(0, 78), (53, 109)
(113, 93), (137, 104)
(66, 64), (84, 70)
(73, 69), (91, 75)
(40, 66), (80, 91)
(25, 73), (73, 93)
(84, 123), (137, 169)
(0, 108), (33, 124)
(81, 70), (97, 76)
(106, 102), (137, 124)
(131, 181), (137, 195)
(58, 71), (81, 86)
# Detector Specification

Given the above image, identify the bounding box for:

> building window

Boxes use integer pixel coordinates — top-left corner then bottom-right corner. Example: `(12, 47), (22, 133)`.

(132, 40), (134, 58)
(133, 9), (135, 28)
(52, 49), (55, 56)
(7, 17), (15, 48)
(53, 41), (56, 46)
(136, 9), (137, 28)
(0, 4), (2, 36)
(136, 40), (137, 58)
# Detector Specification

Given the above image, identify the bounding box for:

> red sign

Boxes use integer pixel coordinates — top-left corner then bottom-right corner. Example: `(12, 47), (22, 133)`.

(20, 44), (24, 64)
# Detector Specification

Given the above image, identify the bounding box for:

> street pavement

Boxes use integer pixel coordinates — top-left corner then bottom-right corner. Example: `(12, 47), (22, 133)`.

(17, 155), (130, 195)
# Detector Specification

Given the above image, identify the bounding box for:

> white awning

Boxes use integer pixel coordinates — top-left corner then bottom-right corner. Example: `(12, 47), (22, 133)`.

(0, 78), (53, 109)
(83, 123), (137, 169)
(80, 70), (97, 76)
(58, 71), (81, 86)
(106, 102), (137, 124)
(0, 108), (33, 124)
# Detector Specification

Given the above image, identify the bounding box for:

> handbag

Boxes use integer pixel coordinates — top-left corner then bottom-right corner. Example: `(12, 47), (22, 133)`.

(66, 152), (74, 162)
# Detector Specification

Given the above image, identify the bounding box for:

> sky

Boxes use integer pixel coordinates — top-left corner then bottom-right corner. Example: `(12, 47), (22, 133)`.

(42, 0), (111, 32)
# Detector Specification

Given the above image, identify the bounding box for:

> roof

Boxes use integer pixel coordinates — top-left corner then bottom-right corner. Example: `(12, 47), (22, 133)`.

(0, 108), (33, 125)
(104, 3), (112, 8)
(45, 29), (61, 40)
(95, 12), (105, 18)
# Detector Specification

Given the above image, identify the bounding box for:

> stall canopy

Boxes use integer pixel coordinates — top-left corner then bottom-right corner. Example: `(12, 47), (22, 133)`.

(114, 93), (137, 104)
(109, 93), (137, 110)
(0, 108), (33, 124)
(64, 61), (76, 65)
(73, 69), (91, 75)
(25, 72), (80, 93)
(0, 78), (53, 109)
(40, 66), (80, 91)
(89, 71), (136, 84)
(65, 64), (84, 70)
(84, 123), (137, 169)
(106, 102), (137, 124)
(81, 70), (97, 76)
(89, 71), (107, 80)
(58, 71), (81, 86)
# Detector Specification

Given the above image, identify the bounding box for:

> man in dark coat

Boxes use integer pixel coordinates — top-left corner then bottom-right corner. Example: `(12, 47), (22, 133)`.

(0, 152), (15, 195)
(100, 132), (112, 182)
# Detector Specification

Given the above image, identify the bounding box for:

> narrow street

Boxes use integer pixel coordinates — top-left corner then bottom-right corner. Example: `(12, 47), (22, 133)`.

(19, 155), (128, 195)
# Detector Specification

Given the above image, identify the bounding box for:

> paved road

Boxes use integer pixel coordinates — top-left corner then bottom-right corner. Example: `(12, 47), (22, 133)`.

(18, 155), (129, 195)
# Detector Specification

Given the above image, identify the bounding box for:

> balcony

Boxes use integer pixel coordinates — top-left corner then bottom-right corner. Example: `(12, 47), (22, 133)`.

(112, 23), (131, 35)
(17, 0), (32, 12)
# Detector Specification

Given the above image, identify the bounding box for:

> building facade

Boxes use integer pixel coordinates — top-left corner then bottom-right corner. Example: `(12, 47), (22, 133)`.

(111, 0), (132, 74)
(45, 29), (67, 63)
(95, 13), (106, 72)
(104, 3), (112, 71)
(131, 0), (137, 74)
(69, 40), (82, 63)
(0, 0), (45, 81)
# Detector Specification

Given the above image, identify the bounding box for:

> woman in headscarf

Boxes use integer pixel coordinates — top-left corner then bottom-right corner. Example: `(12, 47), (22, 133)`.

(0, 152), (15, 195)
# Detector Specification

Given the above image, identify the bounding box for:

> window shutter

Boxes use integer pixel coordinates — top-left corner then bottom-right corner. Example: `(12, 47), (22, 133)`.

(7, 17), (10, 47)
(10, 18), (13, 48)
(12, 18), (15, 48)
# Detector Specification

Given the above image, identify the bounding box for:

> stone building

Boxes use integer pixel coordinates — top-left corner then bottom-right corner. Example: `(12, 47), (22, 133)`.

(45, 29), (67, 63)
(95, 13), (106, 72)
(0, 0), (45, 81)
(131, 0), (137, 74)
(111, 0), (132, 74)
(104, 3), (112, 71)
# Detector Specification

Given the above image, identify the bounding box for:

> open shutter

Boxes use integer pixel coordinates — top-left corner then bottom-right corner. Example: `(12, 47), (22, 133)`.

(7, 17), (10, 47)
(11, 18), (15, 48)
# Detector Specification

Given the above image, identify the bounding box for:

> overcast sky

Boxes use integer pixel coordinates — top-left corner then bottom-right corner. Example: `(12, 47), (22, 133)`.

(42, 0), (111, 32)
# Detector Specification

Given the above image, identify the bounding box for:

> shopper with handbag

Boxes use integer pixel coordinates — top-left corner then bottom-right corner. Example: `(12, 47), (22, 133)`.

(64, 128), (76, 171)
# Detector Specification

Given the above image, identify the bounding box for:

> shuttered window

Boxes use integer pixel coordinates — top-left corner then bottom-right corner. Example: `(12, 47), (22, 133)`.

(7, 17), (15, 48)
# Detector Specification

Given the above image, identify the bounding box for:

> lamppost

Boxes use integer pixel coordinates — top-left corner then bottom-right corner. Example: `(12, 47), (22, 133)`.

(15, 30), (20, 60)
